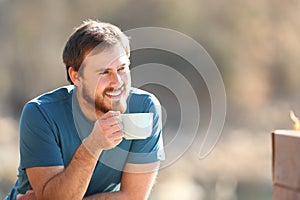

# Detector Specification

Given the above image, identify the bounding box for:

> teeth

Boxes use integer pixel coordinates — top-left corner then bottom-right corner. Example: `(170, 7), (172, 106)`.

(106, 90), (122, 96)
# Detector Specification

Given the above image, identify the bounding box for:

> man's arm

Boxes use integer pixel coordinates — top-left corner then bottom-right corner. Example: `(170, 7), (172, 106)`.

(26, 111), (124, 200)
(84, 162), (160, 200)
(22, 162), (159, 200)
(26, 142), (98, 200)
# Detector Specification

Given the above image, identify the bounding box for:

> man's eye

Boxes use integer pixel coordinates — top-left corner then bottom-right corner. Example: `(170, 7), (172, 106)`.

(118, 66), (126, 71)
(99, 71), (109, 75)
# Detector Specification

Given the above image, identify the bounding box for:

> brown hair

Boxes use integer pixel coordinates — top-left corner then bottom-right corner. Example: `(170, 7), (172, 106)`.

(62, 19), (130, 84)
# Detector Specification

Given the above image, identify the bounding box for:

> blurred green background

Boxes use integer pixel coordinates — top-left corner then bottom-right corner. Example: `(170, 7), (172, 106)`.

(1, 0), (300, 199)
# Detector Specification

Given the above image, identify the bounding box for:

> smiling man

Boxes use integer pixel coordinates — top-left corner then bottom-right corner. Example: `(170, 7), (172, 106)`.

(5, 19), (164, 200)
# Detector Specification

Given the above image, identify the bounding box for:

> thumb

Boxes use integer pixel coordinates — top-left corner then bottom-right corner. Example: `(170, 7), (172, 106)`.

(16, 194), (24, 200)
(16, 190), (35, 200)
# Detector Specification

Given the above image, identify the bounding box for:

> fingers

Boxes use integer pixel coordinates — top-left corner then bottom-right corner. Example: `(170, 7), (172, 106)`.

(90, 111), (124, 150)
(107, 131), (124, 139)
(102, 116), (122, 127)
(16, 190), (35, 200)
(25, 190), (35, 195)
(109, 131), (124, 146)
(101, 111), (121, 120)
(16, 194), (23, 200)
(97, 111), (123, 134)
(106, 123), (123, 135)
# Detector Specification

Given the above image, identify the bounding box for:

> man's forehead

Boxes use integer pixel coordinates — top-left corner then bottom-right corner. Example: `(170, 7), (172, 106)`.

(104, 55), (130, 69)
(83, 45), (129, 69)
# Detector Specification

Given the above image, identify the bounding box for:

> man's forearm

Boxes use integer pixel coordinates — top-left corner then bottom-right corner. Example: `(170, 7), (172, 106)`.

(35, 141), (101, 200)
(83, 191), (127, 200)
(83, 168), (158, 200)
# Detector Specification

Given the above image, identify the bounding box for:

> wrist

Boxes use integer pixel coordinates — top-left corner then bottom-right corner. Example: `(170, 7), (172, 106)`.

(82, 136), (102, 159)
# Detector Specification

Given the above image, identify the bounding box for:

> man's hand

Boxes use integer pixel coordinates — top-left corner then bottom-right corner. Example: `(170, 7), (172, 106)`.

(83, 111), (125, 158)
(16, 190), (36, 200)
(95, 111), (124, 149)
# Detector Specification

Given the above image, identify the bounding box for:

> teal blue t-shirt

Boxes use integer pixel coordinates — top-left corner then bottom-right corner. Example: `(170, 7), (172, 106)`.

(5, 85), (164, 199)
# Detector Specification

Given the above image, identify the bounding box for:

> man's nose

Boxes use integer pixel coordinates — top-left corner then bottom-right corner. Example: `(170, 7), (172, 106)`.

(110, 72), (123, 86)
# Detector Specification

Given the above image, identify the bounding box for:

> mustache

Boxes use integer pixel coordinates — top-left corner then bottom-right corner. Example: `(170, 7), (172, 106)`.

(103, 85), (125, 93)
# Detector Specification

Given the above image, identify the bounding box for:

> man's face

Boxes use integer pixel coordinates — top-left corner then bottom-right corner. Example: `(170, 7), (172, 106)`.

(77, 44), (131, 117)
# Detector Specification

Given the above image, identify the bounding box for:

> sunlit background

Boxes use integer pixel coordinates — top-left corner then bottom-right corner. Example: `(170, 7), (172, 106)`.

(1, 0), (300, 199)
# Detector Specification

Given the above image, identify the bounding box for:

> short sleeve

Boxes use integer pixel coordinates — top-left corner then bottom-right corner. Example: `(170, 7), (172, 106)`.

(20, 102), (64, 169)
(126, 94), (165, 164)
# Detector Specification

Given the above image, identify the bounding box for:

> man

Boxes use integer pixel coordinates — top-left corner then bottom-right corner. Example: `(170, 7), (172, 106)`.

(5, 19), (164, 200)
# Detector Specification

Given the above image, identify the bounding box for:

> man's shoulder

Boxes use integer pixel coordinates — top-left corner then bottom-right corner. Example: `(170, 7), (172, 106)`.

(22, 85), (75, 117)
(29, 85), (75, 105)
(127, 87), (160, 113)
(19, 86), (75, 133)
(129, 87), (155, 98)
(128, 87), (159, 103)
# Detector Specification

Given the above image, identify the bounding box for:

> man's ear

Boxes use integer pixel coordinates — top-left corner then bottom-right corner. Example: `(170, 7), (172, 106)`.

(68, 67), (80, 86)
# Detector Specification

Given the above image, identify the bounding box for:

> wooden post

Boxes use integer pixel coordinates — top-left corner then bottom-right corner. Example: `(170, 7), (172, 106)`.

(272, 130), (300, 199)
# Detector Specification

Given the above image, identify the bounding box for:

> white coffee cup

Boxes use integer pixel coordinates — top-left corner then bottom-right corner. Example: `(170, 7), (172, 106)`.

(121, 113), (153, 140)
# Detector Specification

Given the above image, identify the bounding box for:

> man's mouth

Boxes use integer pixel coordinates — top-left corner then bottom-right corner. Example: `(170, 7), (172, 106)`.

(105, 87), (124, 98)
